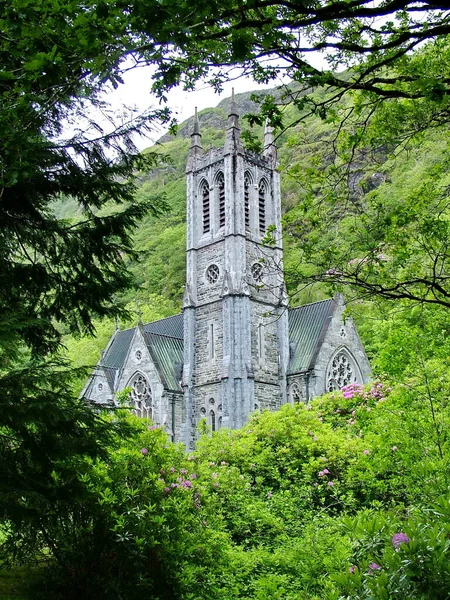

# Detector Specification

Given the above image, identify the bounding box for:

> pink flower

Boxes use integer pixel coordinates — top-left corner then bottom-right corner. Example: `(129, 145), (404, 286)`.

(180, 468), (187, 474)
(212, 472), (218, 479)
(170, 467), (176, 473)
(349, 565), (357, 574)
(190, 473), (197, 480)
(327, 481), (334, 486)
(392, 446), (398, 452)
(140, 448), (148, 455)
(213, 482), (219, 488)
(221, 461), (227, 466)
(188, 455), (195, 461)
(267, 492), (273, 498)
(323, 468), (330, 474)
(392, 532), (410, 549)
(318, 471), (324, 477)
(163, 487), (170, 493)
(363, 449), (370, 455)
(209, 462), (215, 466)
(368, 563), (381, 572)
(182, 480), (193, 489)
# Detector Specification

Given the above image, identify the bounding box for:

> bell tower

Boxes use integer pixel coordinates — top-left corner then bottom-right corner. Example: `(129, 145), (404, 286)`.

(181, 95), (289, 449)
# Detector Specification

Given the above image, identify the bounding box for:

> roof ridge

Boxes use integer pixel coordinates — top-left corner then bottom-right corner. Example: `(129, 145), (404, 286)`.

(289, 298), (334, 311)
(143, 313), (182, 326)
(144, 331), (183, 341)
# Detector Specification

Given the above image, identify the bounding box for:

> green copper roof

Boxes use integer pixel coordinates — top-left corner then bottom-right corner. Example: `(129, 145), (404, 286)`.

(143, 332), (183, 391)
(288, 299), (335, 374)
(143, 314), (183, 339)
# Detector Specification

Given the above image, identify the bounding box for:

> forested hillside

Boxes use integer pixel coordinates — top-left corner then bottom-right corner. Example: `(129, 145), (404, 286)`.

(64, 84), (450, 389)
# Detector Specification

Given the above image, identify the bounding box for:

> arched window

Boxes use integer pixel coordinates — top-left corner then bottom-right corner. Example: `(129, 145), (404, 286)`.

(244, 172), (251, 230)
(201, 180), (210, 234)
(209, 409), (216, 432)
(258, 180), (267, 235)
(326, 350), (357, 392)
(216, 172), (225, 229)
(129, 373), (152, 419)
(290, 382), (303, 403)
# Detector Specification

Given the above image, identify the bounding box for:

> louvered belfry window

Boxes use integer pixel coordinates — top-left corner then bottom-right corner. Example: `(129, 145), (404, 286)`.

(258, 180), (266, 235)
(202, 180), (210, 233)
(217, 172), (225, 229)
(244, 173), (251, 229)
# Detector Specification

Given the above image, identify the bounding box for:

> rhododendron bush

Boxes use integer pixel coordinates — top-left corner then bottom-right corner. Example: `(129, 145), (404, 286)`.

(2, 379), (448, 599)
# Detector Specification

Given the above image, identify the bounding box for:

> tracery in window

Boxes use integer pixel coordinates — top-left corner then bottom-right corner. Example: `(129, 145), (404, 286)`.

(130, 373), (152, 418)
(327, 352), (354, 392)
(258, 180), (267, 235)
(290, 382), (303, 403)
(244, 172), (251, 229)
(206, 264), (220, 284)
(217, 172), (225, 229)
(201, 180), (210, 234)
(251, 262), (263, 282)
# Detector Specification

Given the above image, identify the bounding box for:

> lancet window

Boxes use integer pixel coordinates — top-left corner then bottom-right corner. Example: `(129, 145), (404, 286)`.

(201, 180), (210, 234)
(217, 172), (225, 229)
(258, 180), (267, 235)
(244, 172), (251, 230)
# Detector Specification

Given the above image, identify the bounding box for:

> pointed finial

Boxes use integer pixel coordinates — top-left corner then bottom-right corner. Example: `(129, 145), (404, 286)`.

(190, 107), (202, 150)
(225, 88), (242, 153)
(264, 119), (277, 163)
(227, 87), (239, 128)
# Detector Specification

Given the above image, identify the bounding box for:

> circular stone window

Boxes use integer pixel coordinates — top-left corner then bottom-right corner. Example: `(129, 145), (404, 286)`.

(251, 262), (264, 282)
(205, 264), (220, 284)
(135, 350), (142, 360)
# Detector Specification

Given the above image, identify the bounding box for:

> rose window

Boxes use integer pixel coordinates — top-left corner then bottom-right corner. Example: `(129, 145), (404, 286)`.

(130, 373), (152, 418)
(206, 264), (220, 284)
(251, 262), (264, 282)
(327, 352), (354, 392)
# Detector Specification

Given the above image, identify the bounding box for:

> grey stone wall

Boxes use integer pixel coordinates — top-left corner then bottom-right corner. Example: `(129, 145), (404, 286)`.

(308, 296), (372, 397)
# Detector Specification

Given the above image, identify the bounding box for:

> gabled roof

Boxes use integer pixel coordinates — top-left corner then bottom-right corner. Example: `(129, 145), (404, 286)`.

(288, 298), (335, 374)
(98, 314), (184, 393)
(143, 332), (183, 391)
(96, 299), (337, 392)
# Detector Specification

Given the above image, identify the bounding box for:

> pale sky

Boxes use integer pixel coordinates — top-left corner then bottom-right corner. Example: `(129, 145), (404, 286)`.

(107, 66), (291, 149)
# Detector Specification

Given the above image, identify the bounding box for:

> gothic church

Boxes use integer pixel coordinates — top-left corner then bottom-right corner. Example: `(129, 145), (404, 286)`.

(82, 94), (371, 449)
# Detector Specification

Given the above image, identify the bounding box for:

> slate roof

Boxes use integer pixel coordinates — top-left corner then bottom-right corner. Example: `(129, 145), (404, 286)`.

(287, 298), (335, 374)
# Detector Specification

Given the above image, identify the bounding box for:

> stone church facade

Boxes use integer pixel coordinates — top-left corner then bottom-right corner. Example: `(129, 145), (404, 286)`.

(82, 96), (371, 449)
